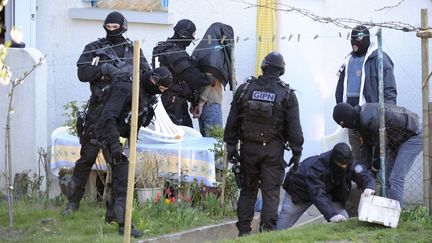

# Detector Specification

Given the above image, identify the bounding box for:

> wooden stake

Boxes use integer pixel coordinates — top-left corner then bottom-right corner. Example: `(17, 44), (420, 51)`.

(419, 9), (430, 211)
(123, 40), (141, 243)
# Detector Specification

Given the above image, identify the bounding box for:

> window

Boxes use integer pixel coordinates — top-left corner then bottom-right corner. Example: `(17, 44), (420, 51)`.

(81, 0), (98, 7)
(82, 0), (169, 12)
(70, 0), (173, 25)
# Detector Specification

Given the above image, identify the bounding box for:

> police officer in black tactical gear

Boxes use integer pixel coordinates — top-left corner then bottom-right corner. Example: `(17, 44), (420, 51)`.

(153, 19), (216, 127)
(277, 143), (376, 229)
(62, 11), (153, 238)
(223, 51), (304, 236)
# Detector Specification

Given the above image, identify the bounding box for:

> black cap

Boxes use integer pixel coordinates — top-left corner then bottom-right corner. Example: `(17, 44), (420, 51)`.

(330, 143), (353, 165)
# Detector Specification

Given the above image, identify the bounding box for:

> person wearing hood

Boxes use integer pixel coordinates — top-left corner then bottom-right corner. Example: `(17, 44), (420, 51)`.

(62, 11), (153, 238)
(277, 143), (376, 230)
(333, 103), (422, 208)
(224, 51), (304, 236)
(153, 19), (216, 127)
(190, 22), (234, 137)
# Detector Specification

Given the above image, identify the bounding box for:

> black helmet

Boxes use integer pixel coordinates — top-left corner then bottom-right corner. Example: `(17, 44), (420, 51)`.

(152, 66), (173, 88)
(173, 19), (196, 39)
(261, 51), (285, 75)
(141, 66), (173, 95)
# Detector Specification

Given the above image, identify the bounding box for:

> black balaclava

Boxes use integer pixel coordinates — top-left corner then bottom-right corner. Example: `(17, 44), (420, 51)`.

(170, 19), (196, 49)
(351, 25), (370, 57)
(142, 67), (173, 95)
(333, 103), (359, 129)
(330, 143), (353, 177)
(104, 11), (127, 44)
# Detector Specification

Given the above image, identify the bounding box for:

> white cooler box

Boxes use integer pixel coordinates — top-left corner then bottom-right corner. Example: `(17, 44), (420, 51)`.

(358, 194), (401, 228)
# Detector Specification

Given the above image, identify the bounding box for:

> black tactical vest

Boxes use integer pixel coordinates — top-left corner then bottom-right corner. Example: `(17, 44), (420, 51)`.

(153, 41), (193, 98)
(238, 77), (289, 143)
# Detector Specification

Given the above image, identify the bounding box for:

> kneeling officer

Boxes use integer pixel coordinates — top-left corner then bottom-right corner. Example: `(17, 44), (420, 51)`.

(277, 143), (376, 229)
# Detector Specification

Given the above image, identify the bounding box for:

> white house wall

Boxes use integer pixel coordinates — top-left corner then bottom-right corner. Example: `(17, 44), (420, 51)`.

(35, 0), (257, 148)
(0, 48), (47, 191)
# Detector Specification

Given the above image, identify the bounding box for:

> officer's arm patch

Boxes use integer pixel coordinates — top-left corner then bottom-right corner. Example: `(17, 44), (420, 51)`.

(354, 164), (364, 174)
(252, 91), (275, 102)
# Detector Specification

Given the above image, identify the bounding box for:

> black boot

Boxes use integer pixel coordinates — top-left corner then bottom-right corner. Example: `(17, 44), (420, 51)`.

(259, 221), (276, 232)
(105, 199), (116, 224)
(118, 224), (143, 238)
(105, 209), (116, 224)
(62, 202), (79, 216)
(238, 231), (251, 237)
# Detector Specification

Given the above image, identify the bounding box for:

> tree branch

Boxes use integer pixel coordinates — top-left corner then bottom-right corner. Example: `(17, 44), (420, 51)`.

(375, 0), (406, 12)
(13, 55), (47, 86)
(238, 0), (419, 32)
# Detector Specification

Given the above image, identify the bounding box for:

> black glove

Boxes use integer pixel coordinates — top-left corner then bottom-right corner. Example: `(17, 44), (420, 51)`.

(288, 154), (301, 171)
(101, 63), (132, 82)
(226, 144), (239, 163)
(142, 106), (155, 127)
(109, 141), (123, 163)
(101, 63), (120, 76)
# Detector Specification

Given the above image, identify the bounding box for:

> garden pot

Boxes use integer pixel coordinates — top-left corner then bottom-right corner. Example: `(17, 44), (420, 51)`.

(136, 188), (162, 203)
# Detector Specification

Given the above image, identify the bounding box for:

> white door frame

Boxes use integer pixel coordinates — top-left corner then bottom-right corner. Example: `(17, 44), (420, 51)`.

(6, 0), (36, 47)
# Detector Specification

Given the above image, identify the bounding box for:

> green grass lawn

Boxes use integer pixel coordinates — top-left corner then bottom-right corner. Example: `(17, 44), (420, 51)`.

(2, 196), (431, 243)
(224, 207), (432, 243)
(0, 198), (223, 242)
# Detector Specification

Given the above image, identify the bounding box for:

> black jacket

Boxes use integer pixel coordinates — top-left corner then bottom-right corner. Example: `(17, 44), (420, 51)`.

(77, 37), (150, 96)
(153, 41), (213, 92)
(192, 22), (234, 89)
(284, 151), (375, 221)
(223, 75), (303, 156)
(357, 103), (421, 167)
(335, 49), (397, 105)
(76, 37), (150, 140)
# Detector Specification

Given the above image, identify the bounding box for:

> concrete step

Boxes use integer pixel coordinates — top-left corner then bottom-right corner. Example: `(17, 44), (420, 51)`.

(140, 208), (324, 243)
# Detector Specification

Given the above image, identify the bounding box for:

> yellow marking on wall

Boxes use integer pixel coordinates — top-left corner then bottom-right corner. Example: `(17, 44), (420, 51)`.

(256, 0), (276, 76)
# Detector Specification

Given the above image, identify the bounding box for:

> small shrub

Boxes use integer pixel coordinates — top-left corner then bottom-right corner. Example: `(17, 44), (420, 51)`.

(202, 193), (222, 217)
(62, 100), (86, 136)
(207, 126), (238, 211)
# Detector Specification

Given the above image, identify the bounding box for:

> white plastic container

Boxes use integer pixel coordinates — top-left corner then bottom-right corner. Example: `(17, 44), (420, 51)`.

(358, 194), (401, 228)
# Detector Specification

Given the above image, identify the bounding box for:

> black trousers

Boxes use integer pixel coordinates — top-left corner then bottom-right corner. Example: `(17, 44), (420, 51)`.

(69, 140), (129, 225)
(236, 140), (285, 234)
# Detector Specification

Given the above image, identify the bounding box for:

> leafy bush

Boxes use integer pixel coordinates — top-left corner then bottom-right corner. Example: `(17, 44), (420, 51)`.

(207, 126), (225, 163)
(207, 126), (238, 212)
(62, 100), (86, 136)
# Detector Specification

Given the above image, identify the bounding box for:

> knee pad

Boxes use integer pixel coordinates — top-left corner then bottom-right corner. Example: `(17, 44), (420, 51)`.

(113, 200), (126, 225)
